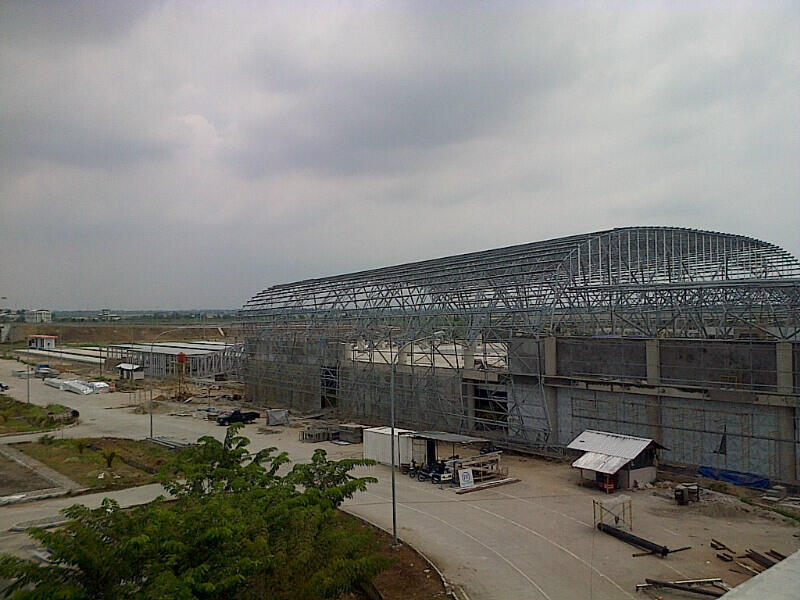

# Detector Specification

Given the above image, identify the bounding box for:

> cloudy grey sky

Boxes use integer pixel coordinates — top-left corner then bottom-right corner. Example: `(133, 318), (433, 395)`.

(1, 1), (798, 310)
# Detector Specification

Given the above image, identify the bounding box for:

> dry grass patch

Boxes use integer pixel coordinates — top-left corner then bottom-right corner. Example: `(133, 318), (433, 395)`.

(0, 395), (75, 435)
(14, 437), (175, 490)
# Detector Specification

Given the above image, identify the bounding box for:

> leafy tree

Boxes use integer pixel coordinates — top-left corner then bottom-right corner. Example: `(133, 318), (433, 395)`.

(0, 425), (386, 600)
(71, 438), (89, 455)
(101, 449), (116, 469)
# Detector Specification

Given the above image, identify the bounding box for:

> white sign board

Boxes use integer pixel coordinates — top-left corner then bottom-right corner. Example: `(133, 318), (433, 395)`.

(458, 468), (475, 489)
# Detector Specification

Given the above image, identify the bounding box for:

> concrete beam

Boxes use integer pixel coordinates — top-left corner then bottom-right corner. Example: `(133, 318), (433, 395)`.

(542, 374), (799, 408)
(776, 343), (793, 394)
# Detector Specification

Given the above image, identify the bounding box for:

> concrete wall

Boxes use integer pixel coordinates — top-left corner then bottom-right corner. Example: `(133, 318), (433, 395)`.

(618, 466), (657, 489)
(556, 337), (647, 380)
(550, 387), (792, 480)
(660, 339), (777, 391)
(508, 336), (799, 483)
(245, 332), (799, 484)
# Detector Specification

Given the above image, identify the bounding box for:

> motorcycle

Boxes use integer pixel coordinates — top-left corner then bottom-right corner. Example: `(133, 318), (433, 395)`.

(418, 460), (447, 483)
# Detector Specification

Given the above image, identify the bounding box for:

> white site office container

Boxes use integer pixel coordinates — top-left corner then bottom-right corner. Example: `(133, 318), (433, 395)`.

(363, 426), (415, 466)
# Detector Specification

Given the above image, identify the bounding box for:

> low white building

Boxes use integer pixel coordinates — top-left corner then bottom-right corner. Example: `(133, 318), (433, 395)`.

(567, 430), (666, 492)
(116, 363), (144, 381)
(24, 309), (51, 323)
(28, 334), (57, 350)
(363, 426), (415, 466)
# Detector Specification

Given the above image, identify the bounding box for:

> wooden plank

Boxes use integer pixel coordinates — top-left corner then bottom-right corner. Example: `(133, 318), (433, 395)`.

(454, 478), (520, 494)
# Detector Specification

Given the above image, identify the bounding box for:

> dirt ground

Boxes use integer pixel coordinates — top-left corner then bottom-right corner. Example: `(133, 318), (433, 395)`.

(0, 455), (52, 495)
(344, 517), (448, 600)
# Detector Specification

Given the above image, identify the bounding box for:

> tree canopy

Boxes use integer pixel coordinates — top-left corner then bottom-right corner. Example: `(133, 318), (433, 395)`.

(0, 425), (385, 600)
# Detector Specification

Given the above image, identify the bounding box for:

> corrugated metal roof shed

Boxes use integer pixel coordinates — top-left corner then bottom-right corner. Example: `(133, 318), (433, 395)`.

(571, 451), (630, 475)
(109, 341), (235, 356)
(567, 430), (663, 459)
(411, 431), (489, 444)
(116, 363), (142, 371)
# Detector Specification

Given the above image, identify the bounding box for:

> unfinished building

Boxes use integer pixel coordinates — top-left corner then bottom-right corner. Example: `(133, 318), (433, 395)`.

(106, 341), (242, 380)
(238, 227), (800, 484)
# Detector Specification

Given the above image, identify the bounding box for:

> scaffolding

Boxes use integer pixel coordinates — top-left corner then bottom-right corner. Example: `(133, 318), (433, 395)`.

(238, 227), (800, 473)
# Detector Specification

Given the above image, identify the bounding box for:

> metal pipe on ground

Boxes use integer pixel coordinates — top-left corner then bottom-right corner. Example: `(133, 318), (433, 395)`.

(597, 523), (669, 557)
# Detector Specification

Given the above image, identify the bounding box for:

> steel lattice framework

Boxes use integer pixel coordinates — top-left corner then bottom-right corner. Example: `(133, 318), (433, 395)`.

(238, 227), (800, 448)
(241, 227), (800, 341)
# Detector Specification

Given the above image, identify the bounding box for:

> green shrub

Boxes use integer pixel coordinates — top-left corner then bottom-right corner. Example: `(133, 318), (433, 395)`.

(101, 449), (117, 469)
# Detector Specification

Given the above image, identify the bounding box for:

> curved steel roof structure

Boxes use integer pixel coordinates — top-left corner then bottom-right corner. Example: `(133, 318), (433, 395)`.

(241, 227), (800, 340)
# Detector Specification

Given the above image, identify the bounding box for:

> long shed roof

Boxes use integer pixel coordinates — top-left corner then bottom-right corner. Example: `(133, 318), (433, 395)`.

(567, 430), (665, 460)
(571, 451), (631, 475)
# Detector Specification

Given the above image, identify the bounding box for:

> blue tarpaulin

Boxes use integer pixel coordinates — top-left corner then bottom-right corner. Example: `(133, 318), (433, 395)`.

(698, 466), (769, 489)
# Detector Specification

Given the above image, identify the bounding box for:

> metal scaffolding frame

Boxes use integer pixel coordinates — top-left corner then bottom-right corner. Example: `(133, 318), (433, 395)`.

(238, 227), (800, 454)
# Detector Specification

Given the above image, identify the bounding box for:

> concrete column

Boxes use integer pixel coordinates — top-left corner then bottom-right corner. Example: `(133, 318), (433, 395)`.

(776, 342), (793, 394)
(462, 342), (476, 370)
(646, 397), (664, 446)
(543, 337), (558, 444)
(775, 342), (797, 483)
(544, 387), (559, 445)
(646, 339), (660, 385)
(397, 344), (409, 366)
(544, 337), (557, 376)
(777, 405), (797, 483)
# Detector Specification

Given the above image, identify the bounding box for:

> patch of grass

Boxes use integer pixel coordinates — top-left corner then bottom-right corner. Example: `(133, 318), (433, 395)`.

(708, 481), (729, 493)
(738, 495), (800, 526)
(0, 394), (74, 434)
(14, 437), (176, 490)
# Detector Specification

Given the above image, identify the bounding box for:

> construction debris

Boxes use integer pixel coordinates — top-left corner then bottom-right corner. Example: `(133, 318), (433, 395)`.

(743, 549), (776, 569)
(266, 408), (289, 426)
(640, 578), (725, 597)
(767, 549), (787, 561)
(337, 423), (367, 444)
(454, 477), (520, 494)
(716, 552), (733, 562)
(710, 538), (734, 552)
(147, 436), (191, 450)
(299, 427), (337, 443)
(712, 536), (791, 577)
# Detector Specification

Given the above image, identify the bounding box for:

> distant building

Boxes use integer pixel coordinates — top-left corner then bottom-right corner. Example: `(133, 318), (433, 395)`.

(24, 309), (51, 323)
(28, 334), (57, 350)
(99, 309), (120, 321)
(116, 363), (144, 381)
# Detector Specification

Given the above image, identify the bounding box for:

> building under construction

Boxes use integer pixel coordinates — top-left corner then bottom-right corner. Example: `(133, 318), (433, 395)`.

(238, 227), (800, 484)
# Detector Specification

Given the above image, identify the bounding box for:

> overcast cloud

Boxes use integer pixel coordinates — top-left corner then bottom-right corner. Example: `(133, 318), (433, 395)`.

(1, 1), (798, 310)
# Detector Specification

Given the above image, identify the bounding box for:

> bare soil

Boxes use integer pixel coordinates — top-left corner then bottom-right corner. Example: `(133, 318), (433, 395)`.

(0, 455), (52, 495)
(346, 517), (449, 600)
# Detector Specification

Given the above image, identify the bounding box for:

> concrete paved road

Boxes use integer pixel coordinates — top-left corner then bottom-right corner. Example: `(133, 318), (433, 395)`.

(1, 359), (798, 599)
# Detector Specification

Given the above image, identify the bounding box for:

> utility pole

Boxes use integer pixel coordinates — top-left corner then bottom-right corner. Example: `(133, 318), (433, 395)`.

(26, 363), (30, 404)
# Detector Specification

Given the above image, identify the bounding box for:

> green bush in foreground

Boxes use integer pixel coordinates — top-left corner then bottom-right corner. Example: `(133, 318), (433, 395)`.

(0, 425), (385, 600)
